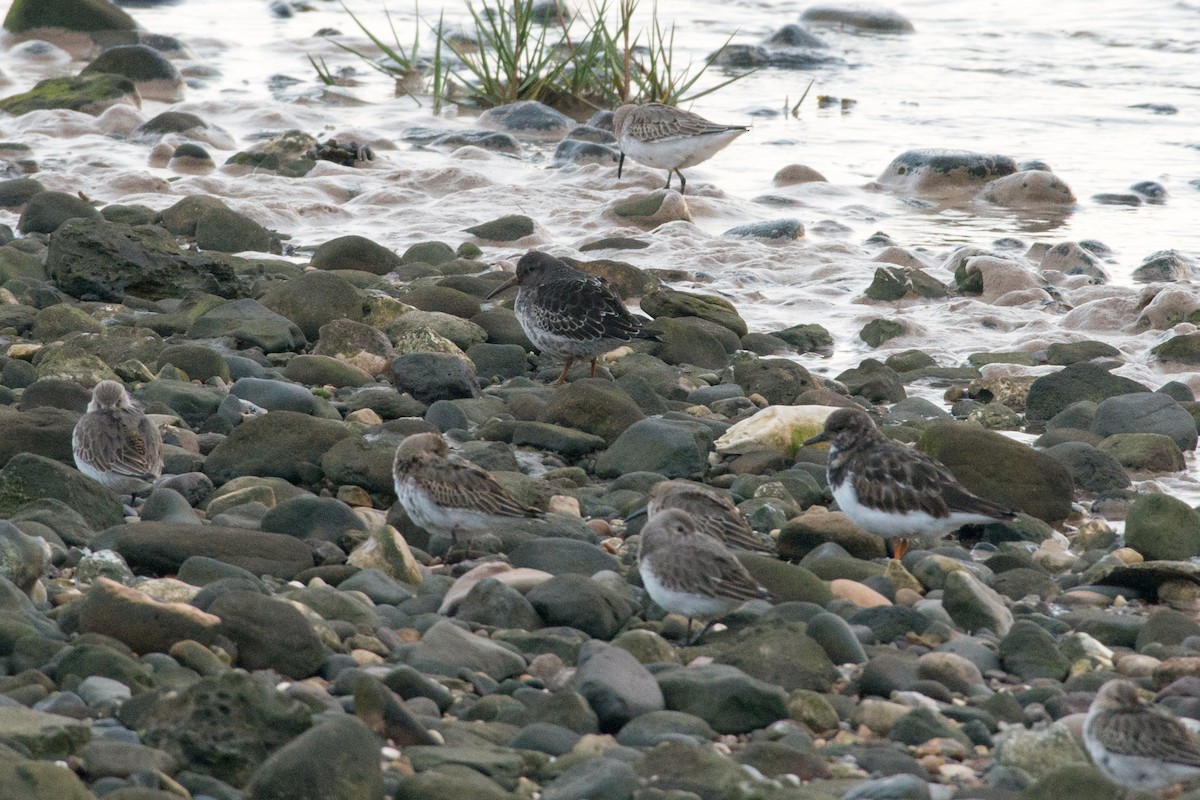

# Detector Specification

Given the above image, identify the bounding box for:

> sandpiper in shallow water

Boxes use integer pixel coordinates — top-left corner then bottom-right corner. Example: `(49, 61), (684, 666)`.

(645, 479), (774, 554)
(392, 432), (542, 555)
(803, 407), (1017, 559)
(1083, 679), (1200, 795)
(612, 102), (749, 194)
(72, 380), (163, 495)
(637, 508), (773, 644)
(486, 250), (661, 384)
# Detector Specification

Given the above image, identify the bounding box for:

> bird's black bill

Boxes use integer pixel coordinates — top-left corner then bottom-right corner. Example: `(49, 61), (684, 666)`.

(617, 151), (624, 179)
(803, 431), (828, 446)
(486, 274), (520, 300)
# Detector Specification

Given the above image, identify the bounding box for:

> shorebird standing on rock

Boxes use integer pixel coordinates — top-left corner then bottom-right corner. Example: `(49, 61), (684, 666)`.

(637, 508), (773, 644)
(392, 432), (542, 558)
(1083, 678), (1200, 797)
(803, 407), (1017, 559)
(487, 250), (661, 385)
(612, 102), (749, 194)
(72, 380), (163, 496)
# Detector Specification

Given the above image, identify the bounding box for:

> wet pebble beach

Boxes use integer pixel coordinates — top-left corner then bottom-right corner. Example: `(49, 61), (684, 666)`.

(0, 1), (1198, 799)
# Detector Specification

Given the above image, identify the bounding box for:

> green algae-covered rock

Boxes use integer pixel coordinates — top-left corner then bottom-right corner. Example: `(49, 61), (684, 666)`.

(737, 553), (831, 605)
(701, 621), (839, 692)
(464, 214), (535, 241)
(0, 756), (95, 799)
(656, 664), (788, 735)
(859, 318), (906, 347)
(0, 75), (139, 116)
(140, 670), (312, 787)
(46, 218), (253, 302)
(244, 716), (384, 800)
(0, 707), (91, 760)
(1124, 493), (1200, 561)
(4, 0), (136, 33)
(642, 286), (747, 336)
(1025, 362), (1150, 421)
(0, 453), (124, 530)
(917, 422), (1073, 523)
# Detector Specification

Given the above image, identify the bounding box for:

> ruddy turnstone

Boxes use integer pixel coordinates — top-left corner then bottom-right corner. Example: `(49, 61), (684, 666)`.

(645, 479), (774, 553)
(637, 508), (773, 644)
(612, 102), (749, 194)
(803, 407), (1017, 559)
(392, 432), (542, 556)
(1083, 678), (1200, 794)
(486, 251), (661, 385)
(72, 380), (163, 495)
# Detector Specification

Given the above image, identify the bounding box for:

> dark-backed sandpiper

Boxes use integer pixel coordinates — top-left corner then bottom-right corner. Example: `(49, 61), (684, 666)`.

(487, 250), (661, 384)
(803, 407), (1017, 559)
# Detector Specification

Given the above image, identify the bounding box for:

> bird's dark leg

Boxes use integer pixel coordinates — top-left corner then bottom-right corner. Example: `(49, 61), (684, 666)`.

(675, 170), (687, 195)
(662, 172), (672, 190)
(892, 538), (910, 560)
(686, 619), (716, 646)
(617, 151), (625, 179)
(589, 358), (598, 378)
(446, 527), (464, 564)
(554, 358), (575, 385)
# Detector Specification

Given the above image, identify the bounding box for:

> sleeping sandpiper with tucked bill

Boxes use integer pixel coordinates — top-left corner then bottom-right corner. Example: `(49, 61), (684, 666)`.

(804, 407), (1017, 559)
(612, 102), (749, 195)
(487, 251), (661, 385)
(645, 479), (774, 554)
(638, 508), (773, 644)
(72, 380), (163, 496)
(1083, 679), (1200, 797)
(392, 432), (542, 558)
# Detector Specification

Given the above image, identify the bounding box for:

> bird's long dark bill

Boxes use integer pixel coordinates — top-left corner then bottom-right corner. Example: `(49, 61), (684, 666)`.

(486, 274), (520, 299)
(617, 151), (625, 178)
(803, 431), (828, 446)
(623, 505), (648, 524)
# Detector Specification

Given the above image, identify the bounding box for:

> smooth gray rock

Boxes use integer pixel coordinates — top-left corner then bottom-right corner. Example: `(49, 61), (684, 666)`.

(574, 640), (664, 732)
(407, 619), (526, 680)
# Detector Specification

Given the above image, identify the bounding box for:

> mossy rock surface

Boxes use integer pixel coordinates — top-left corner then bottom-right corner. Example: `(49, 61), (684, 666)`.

(0, 75), (139, 116)
(0, 452), (124, 530)
(917, 422), (1073, 523)
(464, 214), (535, 241)
(4, 0), (136, 33)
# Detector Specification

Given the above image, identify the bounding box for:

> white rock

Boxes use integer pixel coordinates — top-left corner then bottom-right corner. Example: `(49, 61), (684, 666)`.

(713, 404), (841, 456)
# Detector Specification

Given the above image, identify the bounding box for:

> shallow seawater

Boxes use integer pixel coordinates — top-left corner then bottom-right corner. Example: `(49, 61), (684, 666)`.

(0, 0), (1197, 503)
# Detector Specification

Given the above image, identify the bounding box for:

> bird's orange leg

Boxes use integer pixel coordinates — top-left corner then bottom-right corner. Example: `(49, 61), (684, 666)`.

(892, 538), (910, 560)
(589, 358), (598, 378)
(554, 358), (575, 385)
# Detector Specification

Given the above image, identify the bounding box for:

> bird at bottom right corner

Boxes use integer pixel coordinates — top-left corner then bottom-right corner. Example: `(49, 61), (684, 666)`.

(1083, 678), (1200, 799)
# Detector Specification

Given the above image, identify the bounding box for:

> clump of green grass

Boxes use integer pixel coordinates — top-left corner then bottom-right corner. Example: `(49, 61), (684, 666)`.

(313, 0), (755, 115)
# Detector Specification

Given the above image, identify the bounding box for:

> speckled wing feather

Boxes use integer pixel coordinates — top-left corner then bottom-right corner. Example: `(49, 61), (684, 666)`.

(649, 483), (773, 553)
(1090, 707), (1200, 766)
(628, 103), (748, 142)
(693, 506), (772, 553)
(529, 275), (658, 344)
(416, 459), (542, 519)
(648, 537), (771, 603)
(77, 409), (163, 479)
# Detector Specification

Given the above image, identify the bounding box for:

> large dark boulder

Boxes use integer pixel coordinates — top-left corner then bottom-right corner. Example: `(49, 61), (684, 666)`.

(917, 423), (1074, 523)
(45, 218), (253, 301)
(4, 0), (136, 32)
